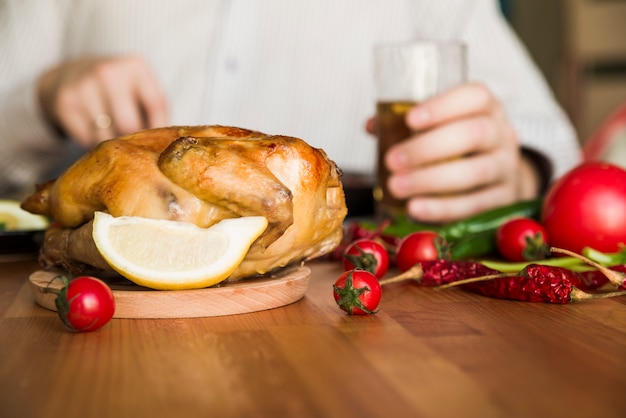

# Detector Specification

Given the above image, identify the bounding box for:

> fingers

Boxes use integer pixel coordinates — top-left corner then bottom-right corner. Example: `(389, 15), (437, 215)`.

(52, 74), (114, 147)
(387, 142), (522, 222)
(365, 117), (376, 135)
(132, 58), (168, 128)
(388, 122), (521, 203)
(405, 184), (517, 223)
(100, 62), (146, 138)
(38, 55), (169, 149)
(385, 82), (518, 186)
(385, 114), (510, 172)
(387, 83), (516, 170)
(87, 77), (118, 143)
(108, 56), (168, 132)
(388, 147), (518, 198)
(406, 82), (496, 131)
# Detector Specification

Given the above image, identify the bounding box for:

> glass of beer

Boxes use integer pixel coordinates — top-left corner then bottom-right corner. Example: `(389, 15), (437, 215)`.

(373, 40), (467, 219)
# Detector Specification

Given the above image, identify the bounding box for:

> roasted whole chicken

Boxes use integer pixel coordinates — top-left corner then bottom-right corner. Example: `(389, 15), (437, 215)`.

(21, 126), (347, 281)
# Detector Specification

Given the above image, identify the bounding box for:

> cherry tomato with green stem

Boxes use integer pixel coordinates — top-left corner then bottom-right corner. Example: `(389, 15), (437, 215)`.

(496, 217), (550, 262)
(395, 231), (450, 272)
(343, 239), (390, 278)
(333, 269), (382, 315)
(50, 275), (116, 332)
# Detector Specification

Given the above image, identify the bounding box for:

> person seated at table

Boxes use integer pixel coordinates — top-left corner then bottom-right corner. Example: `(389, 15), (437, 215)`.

(0, 0), (582, 222)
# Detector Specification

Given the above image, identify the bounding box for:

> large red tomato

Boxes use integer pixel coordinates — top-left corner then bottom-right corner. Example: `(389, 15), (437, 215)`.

(541, 162), (626, 254)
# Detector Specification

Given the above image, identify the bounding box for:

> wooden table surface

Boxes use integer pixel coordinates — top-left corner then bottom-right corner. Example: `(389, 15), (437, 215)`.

(1, 253), (625, 418)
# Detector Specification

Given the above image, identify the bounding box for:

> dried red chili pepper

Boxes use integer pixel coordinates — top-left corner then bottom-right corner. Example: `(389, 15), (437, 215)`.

(461, 276), (625, 303)
(522, 264), (612, 292)
(460, 274), (579, 303)
(419, 260), (499, 286)
(447, 263), (626, 304)
(551, 247), (626, 290)
(578, 264), (626, 290)
(379, 259), (499, 287)
(576, 266), (626, 291)
(570, 270), (611, 292)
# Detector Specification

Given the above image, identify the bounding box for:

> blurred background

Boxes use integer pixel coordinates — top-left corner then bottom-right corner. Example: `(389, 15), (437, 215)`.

(501, 0), (626, 144)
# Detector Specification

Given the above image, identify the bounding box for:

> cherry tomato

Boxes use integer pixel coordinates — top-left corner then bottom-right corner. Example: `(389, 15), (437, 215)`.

(496, 217), (550, 262)
(395, 231), (449, 272)
(54, 276), (115, 332)
(542, 162), (626, 253)
(343, 239), (390, 278)
(333, 269), (381, 315)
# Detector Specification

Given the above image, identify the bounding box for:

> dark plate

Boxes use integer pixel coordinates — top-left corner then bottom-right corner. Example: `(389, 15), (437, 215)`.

(0, 229), (45, 255)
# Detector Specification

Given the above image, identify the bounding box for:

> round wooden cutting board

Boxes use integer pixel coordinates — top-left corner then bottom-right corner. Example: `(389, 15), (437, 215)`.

(29, 265), (310, 318)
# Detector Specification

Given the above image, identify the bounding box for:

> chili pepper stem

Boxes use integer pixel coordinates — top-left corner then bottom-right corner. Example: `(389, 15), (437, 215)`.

(436, 273), (513, 290)
(571, 288), (626, 302)
(379, 264), (424, 286)
(550, 247), (625, 287)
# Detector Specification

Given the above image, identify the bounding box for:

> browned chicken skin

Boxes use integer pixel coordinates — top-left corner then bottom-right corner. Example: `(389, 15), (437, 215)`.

(22, 126), (347, 281)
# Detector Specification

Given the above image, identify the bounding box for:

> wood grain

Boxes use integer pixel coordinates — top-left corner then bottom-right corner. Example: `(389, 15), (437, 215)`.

(1, 257), (625, 418)
(28, 266), (310, 318)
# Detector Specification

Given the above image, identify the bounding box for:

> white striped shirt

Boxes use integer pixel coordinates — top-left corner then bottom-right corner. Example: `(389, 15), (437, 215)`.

(0, 0), (582, 198)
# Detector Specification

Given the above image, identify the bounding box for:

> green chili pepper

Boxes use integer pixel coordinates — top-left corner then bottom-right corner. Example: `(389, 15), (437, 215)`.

(438, 199), (543, 242)
(450, 229), (497, 260)
(357, 199), (543, 260)
(479, 257), (591, 273)
(381, 199), (542, 243)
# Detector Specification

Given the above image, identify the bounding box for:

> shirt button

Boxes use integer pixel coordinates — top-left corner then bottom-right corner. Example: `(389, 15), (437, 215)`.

(224, 57), (238, 73)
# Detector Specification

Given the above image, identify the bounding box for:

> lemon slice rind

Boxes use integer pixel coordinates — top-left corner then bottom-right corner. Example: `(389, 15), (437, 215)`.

(92, 212), (268, 290)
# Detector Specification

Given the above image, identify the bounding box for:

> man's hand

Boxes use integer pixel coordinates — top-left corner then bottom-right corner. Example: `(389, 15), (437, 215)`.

(38, 55), (168, 147)
(369, 83), (540, 223)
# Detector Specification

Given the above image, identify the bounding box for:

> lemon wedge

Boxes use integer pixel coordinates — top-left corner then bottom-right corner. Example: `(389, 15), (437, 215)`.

(92, 212), (268, 290)
(0, 200), (49, 231)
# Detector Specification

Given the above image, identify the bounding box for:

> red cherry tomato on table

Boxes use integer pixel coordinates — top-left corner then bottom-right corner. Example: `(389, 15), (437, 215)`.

(542, 162), (626, 254)
(395, 231), (449, 272)
(53, 276), (116, 332)
(343, 239), (390, 278)
(333, 269), (382, 315)
(496, 217), (550, 262)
